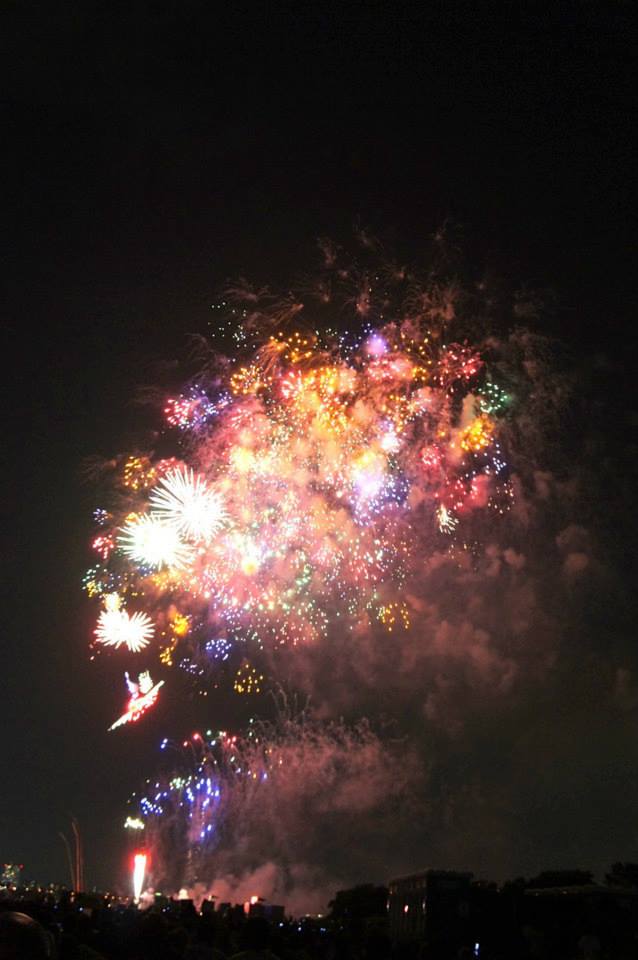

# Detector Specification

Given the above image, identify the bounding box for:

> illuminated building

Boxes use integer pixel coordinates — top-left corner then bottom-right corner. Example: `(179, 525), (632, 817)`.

(388, 870), (473, 949)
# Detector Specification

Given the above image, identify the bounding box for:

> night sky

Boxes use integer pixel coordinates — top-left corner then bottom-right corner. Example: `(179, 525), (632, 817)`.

(2, 2), (637, 898)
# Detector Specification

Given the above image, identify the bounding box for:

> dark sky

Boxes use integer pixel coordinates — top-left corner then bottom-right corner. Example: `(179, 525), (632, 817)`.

(2, 2), (637, 893)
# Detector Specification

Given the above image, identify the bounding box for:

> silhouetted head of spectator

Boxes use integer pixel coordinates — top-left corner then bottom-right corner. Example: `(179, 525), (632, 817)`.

(241, 916), (271, 951)
(364, 931), (392, 960)
(133, 910), (172, 959)
(0, 911), (51, 959)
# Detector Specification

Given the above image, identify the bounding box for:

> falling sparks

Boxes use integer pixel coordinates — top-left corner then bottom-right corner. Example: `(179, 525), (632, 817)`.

(92, 534), (114, 561)
(122, 456), (157, 492)
(436, 504), (459, 534)
(124, 816), (145, 830)
(460, 413), (495, 453)
(234, 662), (264, 695)
(377, 601), (411, 632)
(205, 637), (233, 661)
(164, 386), (231, 430)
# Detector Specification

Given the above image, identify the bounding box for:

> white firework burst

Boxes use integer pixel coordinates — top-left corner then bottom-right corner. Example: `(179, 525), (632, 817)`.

(95, 607), (154, 652)
(119, 513), (192, 569)
(149, 467), (227, 542)
(436, 504), (459, 534)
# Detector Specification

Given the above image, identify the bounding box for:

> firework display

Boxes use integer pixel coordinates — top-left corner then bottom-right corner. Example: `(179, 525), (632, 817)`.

(132, 852), (147, 901)
(86, 248), (518, 728)
(81, 240), (564, 903)
(134, 731), (246, 856)
(109, 672), (165, 731)
(128, 716), (416, 889)
(96, 594), (155, 653)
